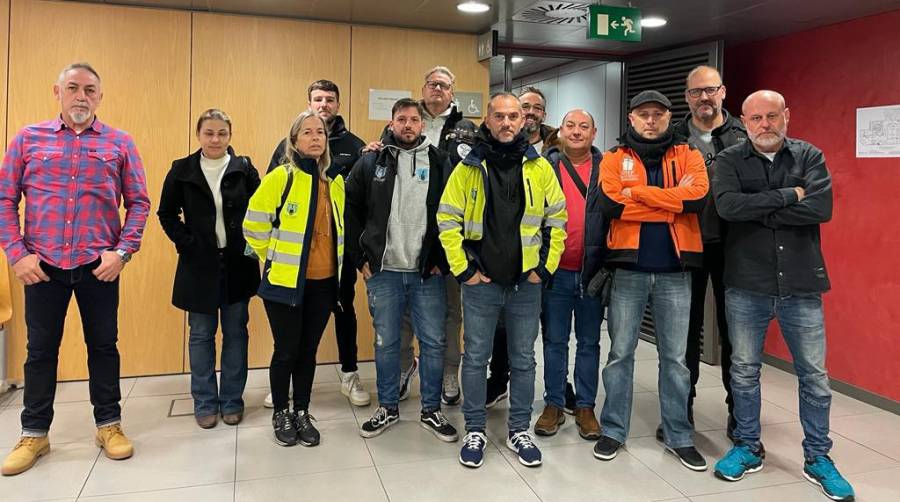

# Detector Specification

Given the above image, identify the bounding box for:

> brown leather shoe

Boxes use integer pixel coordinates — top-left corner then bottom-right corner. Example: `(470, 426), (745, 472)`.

(195, 414), (218, 429)
(575, 407), (601, 440)
(534, 405), (565, 436)
(222, 411), (243, 426)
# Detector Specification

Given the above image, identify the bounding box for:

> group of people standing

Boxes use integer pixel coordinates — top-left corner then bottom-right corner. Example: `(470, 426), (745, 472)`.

(0, 60), (854, 502)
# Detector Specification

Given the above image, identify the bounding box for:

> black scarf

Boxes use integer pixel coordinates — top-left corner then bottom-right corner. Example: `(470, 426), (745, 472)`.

(479, 122), (529, 171)
(623, 126), (674, 170)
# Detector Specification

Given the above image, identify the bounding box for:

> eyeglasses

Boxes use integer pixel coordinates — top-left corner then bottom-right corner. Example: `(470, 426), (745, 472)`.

(686, 85), (723, 98)
(425, 81), (452, 91)
(521, 103), (545, 113)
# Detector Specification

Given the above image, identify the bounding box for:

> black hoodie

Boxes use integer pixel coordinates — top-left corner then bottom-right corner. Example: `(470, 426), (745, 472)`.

(477, 123), (530, 286)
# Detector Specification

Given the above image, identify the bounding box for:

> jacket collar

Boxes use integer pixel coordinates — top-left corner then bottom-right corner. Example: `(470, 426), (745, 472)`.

(462, 129), (540, 167)
(675, 109), (745, 138)
(177, 146), (244, 184)
(545, 145), (602, 166)
(329, 115), (349, 140)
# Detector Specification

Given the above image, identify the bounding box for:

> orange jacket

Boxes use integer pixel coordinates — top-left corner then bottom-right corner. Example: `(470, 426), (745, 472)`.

(598, 140), (708, 268)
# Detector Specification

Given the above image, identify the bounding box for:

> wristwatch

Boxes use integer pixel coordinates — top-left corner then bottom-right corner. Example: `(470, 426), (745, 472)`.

(115, 249), (132, 263)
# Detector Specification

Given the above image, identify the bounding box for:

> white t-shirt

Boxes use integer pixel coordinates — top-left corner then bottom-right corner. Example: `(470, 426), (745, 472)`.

(199, 153), (230, 248)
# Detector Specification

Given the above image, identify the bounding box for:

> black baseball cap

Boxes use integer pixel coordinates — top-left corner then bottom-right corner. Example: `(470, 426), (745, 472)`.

(629, 90), (672, 110)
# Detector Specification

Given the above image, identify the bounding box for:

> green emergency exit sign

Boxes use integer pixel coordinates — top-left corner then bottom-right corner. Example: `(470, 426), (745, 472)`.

(588, 5), (642, 42)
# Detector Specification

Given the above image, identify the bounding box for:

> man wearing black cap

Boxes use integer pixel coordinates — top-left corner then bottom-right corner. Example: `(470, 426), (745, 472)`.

(593, 90), (710, 472)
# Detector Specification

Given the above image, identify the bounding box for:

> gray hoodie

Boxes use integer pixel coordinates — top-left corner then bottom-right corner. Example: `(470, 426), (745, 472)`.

(381, 137), (433, 272)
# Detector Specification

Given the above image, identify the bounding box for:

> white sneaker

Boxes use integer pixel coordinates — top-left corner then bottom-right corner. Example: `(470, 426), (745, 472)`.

(341, 371), (371, 407)
(264, 386), (293, 409)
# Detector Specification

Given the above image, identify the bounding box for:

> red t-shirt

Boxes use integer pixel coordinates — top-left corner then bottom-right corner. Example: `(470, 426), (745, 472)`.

(558, 158), (591, 271)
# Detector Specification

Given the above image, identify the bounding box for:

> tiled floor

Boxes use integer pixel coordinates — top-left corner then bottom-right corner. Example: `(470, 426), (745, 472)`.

(1, 338), (898, 501)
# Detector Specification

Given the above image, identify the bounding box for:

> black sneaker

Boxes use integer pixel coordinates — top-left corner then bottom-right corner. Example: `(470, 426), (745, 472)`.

(564, 381), (577, 415)
(656, 423), (664, 442)
(360, 406), (399, 438)
(420, 409), (459, 442)
(293, 410), (320, 447)
(485, 382), (509, 409)
(272, 408), (298, 446)
(593, 435), (622, 461)
(667, 445), (708, 471)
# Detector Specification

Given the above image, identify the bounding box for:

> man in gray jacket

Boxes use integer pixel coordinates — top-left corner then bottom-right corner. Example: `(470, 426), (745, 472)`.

(345, 98), (458, 443)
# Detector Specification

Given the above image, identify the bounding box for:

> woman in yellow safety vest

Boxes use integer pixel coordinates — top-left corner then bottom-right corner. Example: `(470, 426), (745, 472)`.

(243, 109), (345, 448)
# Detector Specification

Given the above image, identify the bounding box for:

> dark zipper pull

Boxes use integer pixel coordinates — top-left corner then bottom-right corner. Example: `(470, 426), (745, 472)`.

(671, 161), (678, 186)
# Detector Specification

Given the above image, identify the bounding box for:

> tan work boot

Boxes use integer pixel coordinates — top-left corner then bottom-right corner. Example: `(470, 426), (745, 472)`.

(2, 436), (50, 476)
(96, 424), (134, 460)
(534, 405), (565, 436)
(575, 407), (601, 440)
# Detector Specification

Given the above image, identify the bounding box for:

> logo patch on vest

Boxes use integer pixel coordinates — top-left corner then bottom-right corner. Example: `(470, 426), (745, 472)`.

(457, 143), (472, 159)
(375, 164), (387, 181)
(286, 202), (298, 216)
(621, 155), (639, 182)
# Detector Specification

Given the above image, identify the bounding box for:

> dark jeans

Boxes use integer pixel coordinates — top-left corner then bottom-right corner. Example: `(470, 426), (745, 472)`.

(21, 260), (121, 433)
(188, 266), (250, 417)
(264, 279), (336, 411)
(686, 242), (733, 419)
(334, 258), (359, 373)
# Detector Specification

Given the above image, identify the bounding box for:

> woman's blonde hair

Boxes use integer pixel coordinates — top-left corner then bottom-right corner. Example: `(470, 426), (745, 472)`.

(284, 110), (331, 180)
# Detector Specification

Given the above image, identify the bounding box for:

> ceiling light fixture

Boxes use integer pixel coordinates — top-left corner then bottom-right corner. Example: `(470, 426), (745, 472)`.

(641, 16), (667, 28)
(511, 56), (524, 63)
(457, 1), (491, 14)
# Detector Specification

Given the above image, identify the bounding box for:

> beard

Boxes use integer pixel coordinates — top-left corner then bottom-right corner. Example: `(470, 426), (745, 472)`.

(694, 102), (720, 120)
(749, 128), (786, 151)
(68, 109), (91, 124)
(523, 121), (540, 135)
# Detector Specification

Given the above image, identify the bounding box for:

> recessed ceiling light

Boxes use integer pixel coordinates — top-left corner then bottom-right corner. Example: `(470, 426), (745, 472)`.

(457, 1), (490, 14)
(511, 56), (524, 63)
(642, 17), (667, 28)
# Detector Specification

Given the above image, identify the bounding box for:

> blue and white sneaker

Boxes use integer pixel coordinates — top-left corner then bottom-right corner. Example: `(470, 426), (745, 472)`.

(714, 444), (764, 481)
(803, 456), (855, 501)
(507, 430), (542, 467)
(459, 431), (488, 468)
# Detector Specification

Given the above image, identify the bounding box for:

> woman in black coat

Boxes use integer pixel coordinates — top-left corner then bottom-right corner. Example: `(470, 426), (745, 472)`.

(158, 109), (261, 429)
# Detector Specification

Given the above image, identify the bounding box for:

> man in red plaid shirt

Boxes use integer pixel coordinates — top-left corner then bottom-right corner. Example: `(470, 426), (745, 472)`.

(0, 62), (150, 476)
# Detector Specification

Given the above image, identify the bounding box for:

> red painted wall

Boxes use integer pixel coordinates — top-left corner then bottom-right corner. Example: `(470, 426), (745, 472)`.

(724, 10), (900, 402)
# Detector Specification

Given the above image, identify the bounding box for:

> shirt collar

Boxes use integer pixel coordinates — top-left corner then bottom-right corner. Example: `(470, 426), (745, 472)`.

(742, 136), (793, 160)
(52, 115), (105, 134)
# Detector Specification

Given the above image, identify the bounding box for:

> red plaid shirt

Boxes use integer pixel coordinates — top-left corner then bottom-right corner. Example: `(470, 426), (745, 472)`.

(0, 117), (150, 269)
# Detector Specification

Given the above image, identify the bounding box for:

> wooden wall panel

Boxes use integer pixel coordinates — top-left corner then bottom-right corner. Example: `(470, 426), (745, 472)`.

(3, 2), (488, 380)
(5, 0), (191, 380)
(190, 12), (357, 368)
(349, 26), (490, 144)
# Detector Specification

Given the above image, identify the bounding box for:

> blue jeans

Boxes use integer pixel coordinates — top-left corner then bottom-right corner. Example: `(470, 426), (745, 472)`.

(188, 300), (250, 417)
(542, 269), (602, 409)
(366, 271), (447, 411)
(726, 287), (833, 459)
(600, 269), (694, 448)
(461, 279), (541, 432)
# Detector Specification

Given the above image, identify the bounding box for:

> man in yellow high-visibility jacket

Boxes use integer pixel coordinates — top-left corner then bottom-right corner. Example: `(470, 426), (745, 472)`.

(437, 92), (567, 469)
